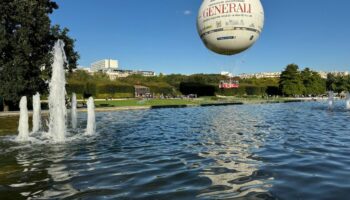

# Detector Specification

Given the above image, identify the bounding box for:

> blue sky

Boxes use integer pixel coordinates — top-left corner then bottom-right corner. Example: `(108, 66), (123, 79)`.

(51, 0), (350, 75)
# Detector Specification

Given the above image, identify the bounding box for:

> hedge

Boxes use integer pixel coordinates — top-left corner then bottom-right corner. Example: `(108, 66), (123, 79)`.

(179, 82), (216, 96)
(216, 87), (246, 96)
(216, 85), (279, 96)
(148, 86), (174, 95)
(0, 96), (3, 111)
(97, 84), (134, 94)
(96, 93), (134, 99)
(66, 82), (85, 94)
(245, 86), (267, 96)
(66, 82), (135, 98)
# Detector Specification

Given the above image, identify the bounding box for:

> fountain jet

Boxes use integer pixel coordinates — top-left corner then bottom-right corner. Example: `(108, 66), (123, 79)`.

(346, 92), (350, 110)
(71, 93), (78, 129)
(32, 92), (41, 133)
(48, 40), (67, 142)
(86, 97), (96, 136)
(16, 96), (29, 141)
(15, 40), (97, 143)
(328, 91), (335, 110)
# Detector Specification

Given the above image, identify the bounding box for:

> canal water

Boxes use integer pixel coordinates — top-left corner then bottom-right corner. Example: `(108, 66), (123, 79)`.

(1, 101), (350, 199)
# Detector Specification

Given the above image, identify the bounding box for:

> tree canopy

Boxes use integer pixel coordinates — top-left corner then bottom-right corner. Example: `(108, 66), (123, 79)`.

(326, 73), (350, 93)
(0, 0), (79, 111)
(301, 68), (325, 96)
(279, 64), (305, 96)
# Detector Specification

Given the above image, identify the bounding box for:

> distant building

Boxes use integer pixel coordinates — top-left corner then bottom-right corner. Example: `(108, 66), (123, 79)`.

(239, 72), (281, 79)
(220, 71), (233, 77)
(106, 69), (156, 80)
(238, 70), (349, 79)
(318, 71), (349, 79)
(89, 59), (155, 79)
(91, 59), (118, 72)
(134, 85), (151, 97)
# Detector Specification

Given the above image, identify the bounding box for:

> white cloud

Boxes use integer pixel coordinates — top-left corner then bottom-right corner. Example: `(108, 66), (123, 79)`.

(183, 10), (192, 15)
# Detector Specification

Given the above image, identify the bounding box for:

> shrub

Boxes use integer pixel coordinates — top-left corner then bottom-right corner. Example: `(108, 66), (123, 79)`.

(66, 82), (85, 95)
(96, 93), (134, 99)
(179, 82), (216, 96)
(84, 82), (97, 98)
(245, 86), (266, 96)
(266, 86), (281, 96)
(0, 96), (3, 111)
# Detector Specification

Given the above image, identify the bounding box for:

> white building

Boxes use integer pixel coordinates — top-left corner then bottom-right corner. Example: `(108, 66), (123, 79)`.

(238, 70), (349, 79)
(318, 71), (349, 79)
(88, 58), (156, 80)
(220, 71), (233, 77)
(91, 59), (118, 72)
(239, 72), (281, 79)
(106, 70), (156, 80)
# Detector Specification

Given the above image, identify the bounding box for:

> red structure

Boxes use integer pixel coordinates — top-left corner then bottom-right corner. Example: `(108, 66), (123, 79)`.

(219, 80), (239, 89)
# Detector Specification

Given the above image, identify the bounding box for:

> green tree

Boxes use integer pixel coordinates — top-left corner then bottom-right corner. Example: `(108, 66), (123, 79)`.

(326, 74), (350, 93)
(336, 76), (348, 93)
(326, 73), (337, 92)
(0, 0), (79, 111)
(301, 68), (326, 96)
(346, 75), (350, 92)
(279, 64), (305, 96)
(50, 25), (80, 72)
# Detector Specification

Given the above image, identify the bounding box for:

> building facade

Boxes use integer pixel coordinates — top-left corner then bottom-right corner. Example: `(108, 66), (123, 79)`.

(91, 59), (119, 72)
(106, 70), (156, 80)
(238, 71), (349, 79)
(239, 72), (281, 79)
(134, 85), (151, 97)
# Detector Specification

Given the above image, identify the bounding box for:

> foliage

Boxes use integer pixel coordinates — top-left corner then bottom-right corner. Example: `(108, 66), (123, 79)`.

(240, 77), (279, 86)
(83, 82), (96, 98)
(66, 82), (85, 95)
(0, 96), (3, 111)
(50, 25), (80, 72)
(245, 86), (266, 96)
(179, 82), (216, 96)
(301, 68), (326, 96)
(326, 74), (350, 93)
(266, 86), (281, 96)
(97, 84), (134, 94)
(0, 0), (79, 110)
(96, 93), (134, 99)
(279, 64), (305, 96)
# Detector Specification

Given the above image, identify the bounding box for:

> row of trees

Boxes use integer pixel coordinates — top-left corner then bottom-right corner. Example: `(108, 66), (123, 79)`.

(279, 64), (325, 96)
(66, 70), (281, 98)
(0, 0), (79, 111)
(326, 73), (350, 93)
(279, 64), (350, 97)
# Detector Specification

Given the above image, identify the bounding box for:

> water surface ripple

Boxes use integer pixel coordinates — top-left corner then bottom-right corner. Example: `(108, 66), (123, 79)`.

(1, 101), (350, 199)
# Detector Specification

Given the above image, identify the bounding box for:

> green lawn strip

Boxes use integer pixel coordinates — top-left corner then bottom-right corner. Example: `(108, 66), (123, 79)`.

(94, 97), (294, 108)
(95, 99), (201, 107)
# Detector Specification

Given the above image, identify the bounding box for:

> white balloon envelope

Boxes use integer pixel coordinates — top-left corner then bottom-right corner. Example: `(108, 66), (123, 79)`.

(197, 0), (264, 55)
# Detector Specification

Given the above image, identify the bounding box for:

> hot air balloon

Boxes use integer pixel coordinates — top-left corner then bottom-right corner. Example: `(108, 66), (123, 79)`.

(197, 0), (264, 55)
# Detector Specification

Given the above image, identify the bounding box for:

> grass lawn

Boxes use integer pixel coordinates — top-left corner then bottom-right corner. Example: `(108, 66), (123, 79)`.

(94, 98), (205, 107)
(93, 96), (287, 108)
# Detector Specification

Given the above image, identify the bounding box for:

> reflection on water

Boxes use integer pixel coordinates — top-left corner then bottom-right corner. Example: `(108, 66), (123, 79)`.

(197, 108), (273, 199)
(1, 101), (350, 199)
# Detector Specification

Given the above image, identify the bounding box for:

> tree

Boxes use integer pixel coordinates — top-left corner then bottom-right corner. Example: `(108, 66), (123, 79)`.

(0, 0), (79, 111)
(301, 68), (326, 96)
(279, 64), (305, 96)
(326, 74), (350, 93)
(346, 75), (350, 92)
(335, 76), (348, 93)
(50, 25), (80, 72)
(326, 73), (337, 92)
